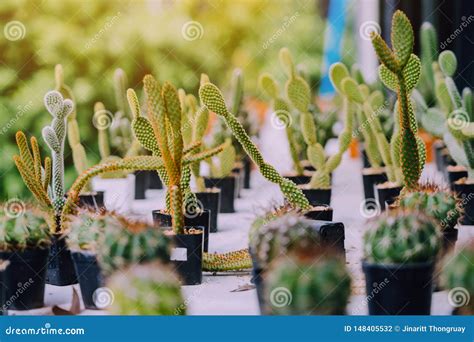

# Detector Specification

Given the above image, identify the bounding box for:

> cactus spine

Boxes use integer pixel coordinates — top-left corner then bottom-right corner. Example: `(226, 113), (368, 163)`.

(371, 10), (426, 191)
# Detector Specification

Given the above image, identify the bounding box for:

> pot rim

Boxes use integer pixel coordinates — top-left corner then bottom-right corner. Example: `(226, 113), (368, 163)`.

(362, 259), (434, 270)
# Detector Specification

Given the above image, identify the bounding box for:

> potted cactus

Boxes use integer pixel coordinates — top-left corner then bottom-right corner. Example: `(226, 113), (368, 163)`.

(370, 10), (427, 204)
(264, 249), (351, 315)
(0, 207), (50, 310)
(441, 242), (474, 315)
(108, 261), (185, 315)
(362, 209), (441, 315)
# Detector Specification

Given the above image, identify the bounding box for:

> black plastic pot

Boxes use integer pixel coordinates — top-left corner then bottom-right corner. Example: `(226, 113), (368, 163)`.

(301, 188), (331, 206)
(0, 248), (49, 310)
(284, 173), (312, 185)
(362, 261), (434, 315)
(304, 205), (333, 221)
(441, 149), (456, 180)
(310, 220), (345, 257)
(232, 166), (243, 198)
(453, 181), (474, 225)
(148, 171), (163, 189)
(434, 228), (459, 291)
(249, 249), (266, 314)
(78, 191), (105, 211)
(134, 170), (150, 200)
(152, 210), (211, 253)
(433, 141), (445, 171)
(195, 190), (220, 233)
(171, 227), (203, 285)
(361, 148), (371, 169)
(46, 235), (77, 286)
(204, 176), (236, 213)
(362, 169), (387, 202)
(243, 157), (252, 189)
(447, 167), (468, 191)
(376, 184), (402, 211)
(71, 251), (104, 310)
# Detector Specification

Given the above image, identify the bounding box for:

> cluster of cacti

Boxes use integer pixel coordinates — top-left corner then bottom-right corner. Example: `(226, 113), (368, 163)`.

(265, 251), (350, 315)
(278, 48), (354, 189)
(442, 242), (474, 314)
(199, 80), (310, 210)
(397, 183), (461, 231)
(107, 261), (185, 315)
(0, 207), (50, 251)
(370, 10), (426, 191)
(363, 209), (441, 264)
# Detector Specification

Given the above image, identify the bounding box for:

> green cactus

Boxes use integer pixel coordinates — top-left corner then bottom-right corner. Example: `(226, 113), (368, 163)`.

(371, 10), (426, 191)
(108, 261), (185, 315)
(42, 90), (73, 213)
(265, 252), (351, 315)
(363, 209), (441, 264)
(203, 248), (252, 272)
(442, 242), (474, 315)
(66, 209), (107, 252)
(419, 22), (438, 105)
(0, 207), (51, 251)
(199, 81), (310, 210)
(209, 138), (236, 178)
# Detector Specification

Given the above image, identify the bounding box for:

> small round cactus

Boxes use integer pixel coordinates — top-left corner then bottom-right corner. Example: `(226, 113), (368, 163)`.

(66, 209), (108, 251)
(442, 242), (474, 315)
(107, 261), (185, 315)
(265, 251), (351, 315)
(397, 184), (461, 231)
(363, 210), (441, 264)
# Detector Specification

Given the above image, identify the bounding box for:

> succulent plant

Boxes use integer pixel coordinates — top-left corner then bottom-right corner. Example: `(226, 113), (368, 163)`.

(107, 261), (185, 315)
(0, 207), (50, 251)
(265, 251), (351, 315)
(66, 209), (108, 252)
(363, 209), (441, 264)
(209, 138), (236, 178)
(203, 248), (252, 272)
(418, 22), (439, 106)
(442, 242), (474, 314)
(371, 10), (426, 191)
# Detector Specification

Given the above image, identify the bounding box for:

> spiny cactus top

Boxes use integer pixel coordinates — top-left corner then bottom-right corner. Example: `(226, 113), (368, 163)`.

(265, 252), (350, 315)
(363, 209), (441, 264)
(66, 209), (108, 252)
(107, 261), (185, 315)
(0, 207), (50, 251)
(371, 10), (425, 190)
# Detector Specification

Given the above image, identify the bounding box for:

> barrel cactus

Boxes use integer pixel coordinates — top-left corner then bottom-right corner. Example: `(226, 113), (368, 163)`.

(363, 209), (441, 264)
(265, 252), (350, 315)
(66, 209), (108, 252)
(108, 261), (185, 315)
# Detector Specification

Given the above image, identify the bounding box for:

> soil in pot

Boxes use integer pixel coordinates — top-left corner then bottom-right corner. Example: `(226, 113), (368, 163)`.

(134, 170), (150, 200)
(303, 205), (333, 221)
(301, 187), (331, 206)
(167, 227), (203, 286)
(447, 165), (468, 191)
(78, 191), (105, 211)
(195, 189), (220, 233)
(148, 170), (163, 189)
(283, 171), (313, 185)
(453, 179), (474, 225)
(376, 182), (402, 211)
(243, 156), (252, 189)
(0, 248), (49, 310)
(204, 176), (236, 213)
(362, 168), (387, 202)
(71, 251), (104, 310)
(47, 235), (78, 286)
(362, 261), (434, 315)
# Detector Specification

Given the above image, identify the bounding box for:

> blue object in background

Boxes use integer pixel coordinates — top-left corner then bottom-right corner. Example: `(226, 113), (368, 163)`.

(319, 0), (348, 96)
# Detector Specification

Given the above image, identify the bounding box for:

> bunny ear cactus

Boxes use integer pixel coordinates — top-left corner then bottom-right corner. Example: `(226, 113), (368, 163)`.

(371, 10), (425, 191)
(199, 81), (310, 210)
(419, 22), (439, 105)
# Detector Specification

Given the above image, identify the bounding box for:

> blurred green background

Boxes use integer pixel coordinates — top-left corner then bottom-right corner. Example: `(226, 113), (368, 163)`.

(0, 0), (354, 200)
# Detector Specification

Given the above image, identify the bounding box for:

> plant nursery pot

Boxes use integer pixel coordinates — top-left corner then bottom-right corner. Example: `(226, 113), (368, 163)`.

(232, 168), (243, 199)
(303, 205), (333, 221)
(0, 248), (49, 310)
(134, 170), (150, 200)
(91, 174), (135, 214)
(453, 180), (474, 225)
(362, 168), (387, 202)
(249, 249), (265, 313)
(376, 183), (402, 211)
(153, 210), (211, 253)
(71, 251), (104, 310)
(204, 176), (236, 213)
(169, 227), (203, 286)
(148, 170), (163, 189)
(361, 148), (371, 169)
(78, 191), (105, 211)
(243, 156), (252, 189)
(447, 165), (468, 191)
(195, 190), (221, 233)
(283, 172), (312, 185)
(308, 220), (345, 257)
(433, 227), (459, 292)
(441, 149), (456, 180)
(301, 187), (331, 206)
(46, 235), (77, 286)
(362, 261), (434, 315)
(433, 140), (445, 171)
